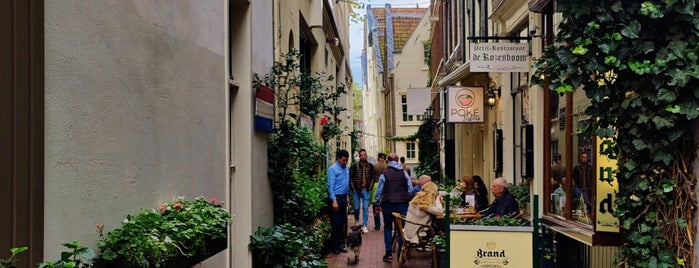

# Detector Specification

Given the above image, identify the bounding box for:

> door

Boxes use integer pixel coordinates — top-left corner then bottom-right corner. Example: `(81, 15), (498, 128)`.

(0, 1), (44, 267)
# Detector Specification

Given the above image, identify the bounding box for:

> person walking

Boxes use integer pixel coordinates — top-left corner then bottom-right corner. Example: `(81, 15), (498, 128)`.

(400, 156), (412, 176)
(371, 152), (387, 231)
(327, 149), (350, 254)
(349, 149), (375, 233)
(374, 153), (413, 262)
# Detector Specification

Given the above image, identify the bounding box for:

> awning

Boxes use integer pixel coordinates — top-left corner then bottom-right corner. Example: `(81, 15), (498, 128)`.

(436, 62), (472, 87)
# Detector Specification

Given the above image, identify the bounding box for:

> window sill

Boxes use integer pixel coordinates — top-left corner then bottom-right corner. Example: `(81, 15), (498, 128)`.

(542, 214), (621, 246)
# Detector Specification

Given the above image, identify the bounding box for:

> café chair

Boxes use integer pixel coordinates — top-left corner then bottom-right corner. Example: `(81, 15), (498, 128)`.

(391, 212), (438, 268)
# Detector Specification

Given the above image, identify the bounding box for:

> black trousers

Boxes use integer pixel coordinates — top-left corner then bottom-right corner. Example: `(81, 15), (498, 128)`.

(329, 195), (348, 251)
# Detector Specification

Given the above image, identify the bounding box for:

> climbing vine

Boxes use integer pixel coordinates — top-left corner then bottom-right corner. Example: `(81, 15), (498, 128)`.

(532, 1), (698, 266)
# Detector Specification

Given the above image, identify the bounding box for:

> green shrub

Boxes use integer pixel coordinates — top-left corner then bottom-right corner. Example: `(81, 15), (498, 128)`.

(249, 223), (328, 268)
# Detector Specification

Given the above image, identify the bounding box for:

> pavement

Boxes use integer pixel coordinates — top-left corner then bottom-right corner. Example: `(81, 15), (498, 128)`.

(324, 210), (437, 268)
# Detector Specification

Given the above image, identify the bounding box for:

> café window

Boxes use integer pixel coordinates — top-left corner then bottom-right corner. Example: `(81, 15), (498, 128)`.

(547, 87), (595, 226)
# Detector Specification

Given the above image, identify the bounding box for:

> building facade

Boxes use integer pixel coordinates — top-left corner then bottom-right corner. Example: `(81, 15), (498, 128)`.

(1, 1), (351, 267)
(363, 4), (429, 165)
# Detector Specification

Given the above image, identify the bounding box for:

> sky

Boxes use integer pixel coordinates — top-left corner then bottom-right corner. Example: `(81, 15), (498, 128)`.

(348, 0), (430, 87)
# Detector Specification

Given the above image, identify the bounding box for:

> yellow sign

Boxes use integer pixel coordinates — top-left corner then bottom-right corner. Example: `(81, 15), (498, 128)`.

(450, 229), (532, 267)
(596, 137), (619, 232)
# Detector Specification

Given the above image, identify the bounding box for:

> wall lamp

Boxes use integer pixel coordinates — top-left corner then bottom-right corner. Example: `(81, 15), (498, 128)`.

(326, 37), (340, 47)
(487, 87), (501, 109)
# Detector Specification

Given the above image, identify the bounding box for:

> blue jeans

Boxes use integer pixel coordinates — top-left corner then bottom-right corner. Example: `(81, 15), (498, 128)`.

(353, 189), (371, 226)
(381, 202), (409, 253)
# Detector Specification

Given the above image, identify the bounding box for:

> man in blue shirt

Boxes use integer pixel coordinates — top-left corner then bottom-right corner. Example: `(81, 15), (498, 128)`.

(327, 149), (350, 254)
(374, 153), (413, 262)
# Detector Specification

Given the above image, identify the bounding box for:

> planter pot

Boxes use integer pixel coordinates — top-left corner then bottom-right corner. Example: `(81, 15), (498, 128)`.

(93, 237), (227, 268)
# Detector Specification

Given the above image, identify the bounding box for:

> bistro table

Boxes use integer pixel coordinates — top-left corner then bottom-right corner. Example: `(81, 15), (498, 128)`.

(436, 211), (482, 220)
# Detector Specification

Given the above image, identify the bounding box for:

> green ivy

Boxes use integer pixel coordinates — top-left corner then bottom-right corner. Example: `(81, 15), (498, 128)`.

(532, 1), (698, 266)
(414, 120), (441, 180)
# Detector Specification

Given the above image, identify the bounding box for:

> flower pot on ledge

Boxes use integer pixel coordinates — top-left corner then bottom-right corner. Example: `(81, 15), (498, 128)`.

(93, 237), (227, 268)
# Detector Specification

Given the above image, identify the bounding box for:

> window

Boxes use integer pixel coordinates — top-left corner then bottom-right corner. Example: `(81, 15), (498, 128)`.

(547, 87), (595, 226)
(406, 142), (416, 159)
(423, 42), (430, 65)
(401, 95), (413, 122)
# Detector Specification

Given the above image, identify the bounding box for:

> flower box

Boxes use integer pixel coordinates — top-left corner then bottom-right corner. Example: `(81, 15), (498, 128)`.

(93, 236), (227, 268)
(93, 197), (231, 268)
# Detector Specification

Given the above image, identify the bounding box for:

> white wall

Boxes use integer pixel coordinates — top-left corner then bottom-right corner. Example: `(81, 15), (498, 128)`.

(45, 1), (228, 266)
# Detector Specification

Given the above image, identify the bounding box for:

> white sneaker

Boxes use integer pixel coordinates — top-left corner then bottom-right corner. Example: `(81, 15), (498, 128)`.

(362, 225), (369, 233)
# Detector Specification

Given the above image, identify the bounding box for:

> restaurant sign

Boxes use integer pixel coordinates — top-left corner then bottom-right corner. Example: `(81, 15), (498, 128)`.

(451, 228), (532, 267)
(596, 137), (620, 232)
(470, 43), (529, 72)
(447, 86), (484, 123)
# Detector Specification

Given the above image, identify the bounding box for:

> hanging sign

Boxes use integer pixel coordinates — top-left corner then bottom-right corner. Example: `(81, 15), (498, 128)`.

(596, 137), (619, 233)
(471, 43), (529, 72)
(447, 86), (484, 123)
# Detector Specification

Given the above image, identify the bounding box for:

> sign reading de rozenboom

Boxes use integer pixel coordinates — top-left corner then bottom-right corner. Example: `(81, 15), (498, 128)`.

(470, 43), (529, 72)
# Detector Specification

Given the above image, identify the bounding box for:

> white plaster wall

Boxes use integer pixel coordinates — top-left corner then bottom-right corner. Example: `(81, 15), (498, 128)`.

(44, 1), (227, 266)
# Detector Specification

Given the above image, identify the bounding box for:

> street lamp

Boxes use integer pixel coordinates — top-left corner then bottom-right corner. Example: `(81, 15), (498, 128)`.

(487, 87), (500, 109)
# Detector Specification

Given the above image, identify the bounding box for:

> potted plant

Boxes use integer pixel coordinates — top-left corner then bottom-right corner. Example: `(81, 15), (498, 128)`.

(94, 196), (231, 268)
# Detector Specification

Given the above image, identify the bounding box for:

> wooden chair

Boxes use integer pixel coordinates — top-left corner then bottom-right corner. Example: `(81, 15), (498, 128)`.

(391, 212), (437, 268)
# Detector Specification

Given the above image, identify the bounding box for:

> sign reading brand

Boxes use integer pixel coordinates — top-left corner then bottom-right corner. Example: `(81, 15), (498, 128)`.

(448, 86), (484, 123)
(596, 137), (620, 232)
(471, 43), (530, 72)
(451, 229), (532, 267)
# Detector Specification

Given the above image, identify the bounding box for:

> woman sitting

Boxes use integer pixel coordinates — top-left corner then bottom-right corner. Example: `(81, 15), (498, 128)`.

(404, 182), (444, 244)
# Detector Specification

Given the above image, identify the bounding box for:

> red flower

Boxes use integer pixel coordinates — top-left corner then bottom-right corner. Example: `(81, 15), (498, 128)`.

(173, 202), (183, 210)
(160, 204), (166, 214)
(210, 197), (218, 204)
(96, 224), (104, 237)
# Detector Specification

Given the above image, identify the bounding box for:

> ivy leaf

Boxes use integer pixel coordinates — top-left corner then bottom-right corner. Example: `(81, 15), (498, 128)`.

(662, 183), (674, 193)
(637, 114), (650, 123)
(677, 101), (699, 119)
(653, 151), (673, 165)
(668, 41), (688, 59)
(632, 138), (648, 150)
(669, 70), (689, 87)
(652, 116), (674, 128)
(657, 88), (677, 102)
(665, 104), (680, 113)
(674, 0), (695, 15)
(621, 21), (641, 38)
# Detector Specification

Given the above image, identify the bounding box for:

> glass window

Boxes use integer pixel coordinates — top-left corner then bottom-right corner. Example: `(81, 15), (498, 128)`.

(401, 95), (413, 122)
(547, 89), (594, 226)
(406, 142), (416, 159)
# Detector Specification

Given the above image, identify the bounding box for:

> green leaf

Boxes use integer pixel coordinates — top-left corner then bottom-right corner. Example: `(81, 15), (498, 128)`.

(657, 88), (676, 102)
(652, 116), (674, 128)
(621, 21), (641, 38)
(675, 0), (695, 15)
(632, 138), (648, 150)
(10, 247), (28, 254)
(665, 105), (680, 113)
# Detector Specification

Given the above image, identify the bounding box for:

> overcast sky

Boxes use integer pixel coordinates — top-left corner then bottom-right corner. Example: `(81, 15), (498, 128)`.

(349, 0), (430, 87)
